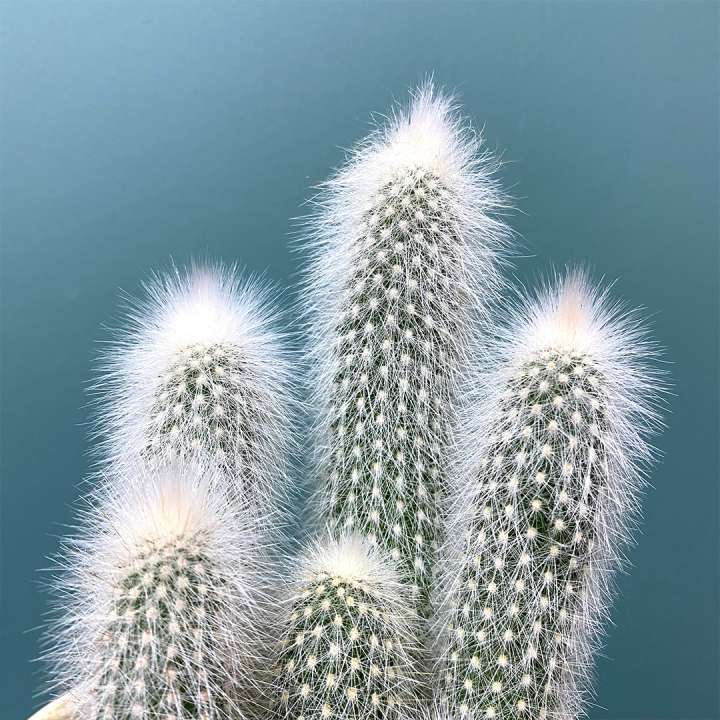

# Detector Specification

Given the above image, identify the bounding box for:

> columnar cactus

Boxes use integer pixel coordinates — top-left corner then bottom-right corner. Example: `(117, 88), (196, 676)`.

(99, 263), (293, 519)
(275, 535), (423, 720)
(47, 463), (267, 720)
(304, 85), (509, 610)
(436, 272), (663, 719)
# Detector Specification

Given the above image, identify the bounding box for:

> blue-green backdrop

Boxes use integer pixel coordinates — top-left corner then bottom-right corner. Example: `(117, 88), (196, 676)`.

(1, 2), (718, 718)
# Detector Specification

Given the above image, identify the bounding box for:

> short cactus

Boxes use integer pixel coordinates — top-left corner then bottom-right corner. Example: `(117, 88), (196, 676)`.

(275, 535), (424, 720)
(98, 263), (293, 518)
(46, 463), (267, 720)
(304, 84), (509, 610)
(436, 272), (663, 719)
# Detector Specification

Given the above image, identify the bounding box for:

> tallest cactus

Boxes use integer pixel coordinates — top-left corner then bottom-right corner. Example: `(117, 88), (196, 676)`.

(304, 85), (509, 611)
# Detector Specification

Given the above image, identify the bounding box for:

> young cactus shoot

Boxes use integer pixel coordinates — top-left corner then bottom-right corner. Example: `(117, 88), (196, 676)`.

(275, 535), (424, 720)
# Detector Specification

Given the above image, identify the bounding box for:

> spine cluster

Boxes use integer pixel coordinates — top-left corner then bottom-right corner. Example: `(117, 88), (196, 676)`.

(305, 85), (508, 611)
(436, 273), (662, 720)
(48, 465), (266, 720)
(275, 536), (423, 720)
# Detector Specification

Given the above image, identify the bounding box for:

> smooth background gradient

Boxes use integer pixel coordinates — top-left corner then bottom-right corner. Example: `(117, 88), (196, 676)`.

(1, 2), (718, 718)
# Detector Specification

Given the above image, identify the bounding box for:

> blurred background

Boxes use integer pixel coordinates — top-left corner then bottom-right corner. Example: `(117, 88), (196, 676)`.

(1, 2), (718, 718)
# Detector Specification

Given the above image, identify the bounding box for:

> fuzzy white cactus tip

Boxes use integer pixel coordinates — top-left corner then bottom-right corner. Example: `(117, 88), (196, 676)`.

(97, 262), (294, 518)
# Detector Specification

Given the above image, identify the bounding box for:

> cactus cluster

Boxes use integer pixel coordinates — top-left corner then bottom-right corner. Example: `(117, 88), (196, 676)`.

(45, 263), (294, 720)
(436, 273), (662, 720)
(36, 85), (664, 720)
(275, 536), (422, 720)
(304, 85), (508, 611)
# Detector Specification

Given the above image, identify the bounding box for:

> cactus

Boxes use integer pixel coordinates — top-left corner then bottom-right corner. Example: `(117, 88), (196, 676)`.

(275, 535), (424, 720)
(98, 263), (293, 519)
(436, 271), (663, 719)
(303, 84), (509, 611)
(46, 463), (267, 720)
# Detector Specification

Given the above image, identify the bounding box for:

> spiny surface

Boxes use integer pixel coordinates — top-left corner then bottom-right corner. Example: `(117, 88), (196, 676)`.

(93, 530), (234, 720)
(149, 341), (269, 483)
(275, 539), (422, 720)
(442, 350), (609, 720)
(327, 167), (467, 609)
(306, 86), (509, 619)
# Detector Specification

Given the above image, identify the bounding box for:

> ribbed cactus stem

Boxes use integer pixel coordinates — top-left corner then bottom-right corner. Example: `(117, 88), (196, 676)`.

(99, 263), (293, 520)
(275, 536), (423, 720)
(47, 464), (266, 720)
(437, 272), (663, 720)
(305, 85), (508, 611)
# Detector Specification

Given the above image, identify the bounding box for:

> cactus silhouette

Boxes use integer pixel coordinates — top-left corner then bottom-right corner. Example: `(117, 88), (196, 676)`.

(98, 263), (293, 519)
(303, 84), (509, 611)
(275, 535), (424, 720)
(46, 463), (267, 720)
(436, 271), (663, 720)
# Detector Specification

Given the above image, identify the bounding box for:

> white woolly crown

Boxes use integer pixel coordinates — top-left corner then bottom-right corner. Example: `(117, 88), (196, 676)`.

(95, 462), (245, 555)
(510, 270), (635, 358)
(297, 534), (404, 593)
(142, 265), (267, 353)
(343, 84), (489, 196)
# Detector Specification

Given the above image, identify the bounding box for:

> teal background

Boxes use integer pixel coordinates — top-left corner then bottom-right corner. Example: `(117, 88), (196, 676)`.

(1, 1), (718, 718)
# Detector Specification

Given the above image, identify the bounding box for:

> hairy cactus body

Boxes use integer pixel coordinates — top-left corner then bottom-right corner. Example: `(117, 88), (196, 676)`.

(47, 464), (266, 720)
(437, 273), (663, 719)
(99, 264), (293, 519)
(305, 86), (509, 610)
(275, 536), (423, 720)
